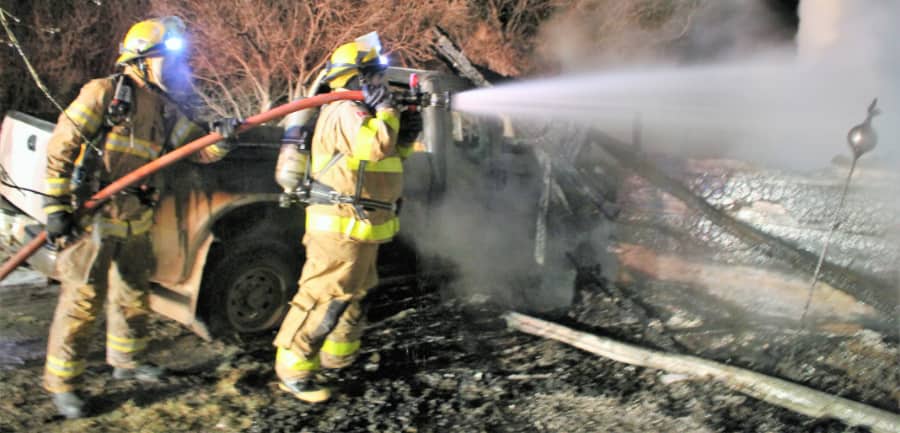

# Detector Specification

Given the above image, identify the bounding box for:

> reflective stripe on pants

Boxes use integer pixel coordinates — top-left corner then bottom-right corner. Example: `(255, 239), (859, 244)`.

(319, 299), (366, 370)
(94, 209), (155, 238)
(306, 212), (399, 242)
(44, 234), (154, 392)
(274, 347), (321, 381)
(272, 232), (378, 381)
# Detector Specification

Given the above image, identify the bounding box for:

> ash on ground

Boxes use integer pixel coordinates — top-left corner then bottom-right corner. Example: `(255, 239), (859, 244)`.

(0, 266), (896, 433)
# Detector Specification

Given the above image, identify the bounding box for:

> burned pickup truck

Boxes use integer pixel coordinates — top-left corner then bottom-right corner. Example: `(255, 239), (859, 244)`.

(0, 67), (474, 339)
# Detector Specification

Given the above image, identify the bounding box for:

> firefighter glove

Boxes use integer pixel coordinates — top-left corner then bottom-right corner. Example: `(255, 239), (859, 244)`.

(363, 83), (393, 111)
(46, 211), (75, 243)
(210, 117), (243, 150)
(398, 110), (423, 144)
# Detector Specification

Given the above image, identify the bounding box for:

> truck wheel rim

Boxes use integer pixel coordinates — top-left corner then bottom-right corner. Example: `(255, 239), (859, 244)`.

(226, 267), (285, 332)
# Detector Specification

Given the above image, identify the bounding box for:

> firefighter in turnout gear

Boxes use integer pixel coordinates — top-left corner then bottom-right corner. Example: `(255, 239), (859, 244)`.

(273, 32), (422, 403)
(42, 17), (238, 419)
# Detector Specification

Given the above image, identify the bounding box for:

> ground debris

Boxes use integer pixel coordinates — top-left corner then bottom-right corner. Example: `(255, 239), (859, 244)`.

(506, 311), (900, 433)
(0, 273), (897, 432)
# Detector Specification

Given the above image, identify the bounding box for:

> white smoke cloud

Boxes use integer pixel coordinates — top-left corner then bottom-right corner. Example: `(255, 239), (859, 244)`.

(408, 0), (900, 313)
(796, 0), (900, 163)
(454, 0), (899, 171)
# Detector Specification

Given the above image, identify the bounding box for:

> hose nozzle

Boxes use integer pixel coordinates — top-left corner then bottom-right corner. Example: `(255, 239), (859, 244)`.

(427, 91), (451, 109)
(395, 73), (451, 111)
(395, 90), (451, 108)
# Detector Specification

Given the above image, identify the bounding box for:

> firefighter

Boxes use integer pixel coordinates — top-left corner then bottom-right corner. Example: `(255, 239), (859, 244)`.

(42, 17), (239, 419)
(272, 32), (422, 403)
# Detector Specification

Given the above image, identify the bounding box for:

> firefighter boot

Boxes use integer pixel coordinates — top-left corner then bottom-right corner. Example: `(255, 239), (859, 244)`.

(278, 378), (332, 404)
(112, 364), (164, 382)
(52, 392), (86, 419)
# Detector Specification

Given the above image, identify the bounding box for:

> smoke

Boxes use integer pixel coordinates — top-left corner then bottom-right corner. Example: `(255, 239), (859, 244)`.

(402, 139), (576, 311)
(535, 1), (796, 72)
(454, 0), (899, 171)
(795, 0), (900, 163)
(408, 0), (900, 313)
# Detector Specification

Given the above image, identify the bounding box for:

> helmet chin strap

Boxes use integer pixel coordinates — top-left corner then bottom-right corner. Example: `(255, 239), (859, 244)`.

(132, 58), (167, 92)
(144, 58), (168, 91)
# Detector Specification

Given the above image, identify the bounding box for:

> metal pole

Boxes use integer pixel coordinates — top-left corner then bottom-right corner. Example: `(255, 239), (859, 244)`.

(799, 156), (858, 327)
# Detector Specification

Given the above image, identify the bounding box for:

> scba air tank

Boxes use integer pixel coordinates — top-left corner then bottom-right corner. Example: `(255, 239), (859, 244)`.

(275, 100), (319, 207)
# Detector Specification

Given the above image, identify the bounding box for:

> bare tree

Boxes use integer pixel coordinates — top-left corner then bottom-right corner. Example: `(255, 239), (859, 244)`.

(3, 0), (562, 120)
(462, 0), (563, 75)
(150, 0), (475, 119)
(1, 1), (138, 118)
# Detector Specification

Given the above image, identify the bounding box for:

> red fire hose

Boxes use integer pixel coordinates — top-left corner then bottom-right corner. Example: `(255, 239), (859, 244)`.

(0, 90), (364, 281)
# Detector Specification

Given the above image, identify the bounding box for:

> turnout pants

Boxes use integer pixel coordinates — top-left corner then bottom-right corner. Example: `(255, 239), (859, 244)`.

(43, 234), (155, 393)
(273, 232), (378, 382)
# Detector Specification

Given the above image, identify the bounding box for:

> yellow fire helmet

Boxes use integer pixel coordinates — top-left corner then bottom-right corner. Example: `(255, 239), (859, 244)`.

(323, 31), (388, 89)
(116, 16), (186, 65)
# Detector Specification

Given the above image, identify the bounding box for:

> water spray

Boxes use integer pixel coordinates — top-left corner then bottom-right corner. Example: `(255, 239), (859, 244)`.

(799, 98), (880, 327)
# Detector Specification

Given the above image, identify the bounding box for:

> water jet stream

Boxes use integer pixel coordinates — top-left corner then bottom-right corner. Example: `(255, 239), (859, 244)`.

(451, 60), (893, 170)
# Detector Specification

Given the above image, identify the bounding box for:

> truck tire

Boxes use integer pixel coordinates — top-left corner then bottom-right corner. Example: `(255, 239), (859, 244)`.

(201, 240), (302, 339)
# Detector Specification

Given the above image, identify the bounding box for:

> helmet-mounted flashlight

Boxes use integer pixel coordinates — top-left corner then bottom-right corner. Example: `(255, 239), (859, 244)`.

(164, 37), (184, 52)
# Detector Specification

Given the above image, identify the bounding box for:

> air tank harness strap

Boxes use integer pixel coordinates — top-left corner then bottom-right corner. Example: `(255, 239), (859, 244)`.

(99, 181), (158, 207)
(304, 153), (397, 220)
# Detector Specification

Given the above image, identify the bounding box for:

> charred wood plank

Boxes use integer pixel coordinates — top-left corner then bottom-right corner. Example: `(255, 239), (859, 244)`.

(505, 311), (900, 433)
(431, 26), (493, 88)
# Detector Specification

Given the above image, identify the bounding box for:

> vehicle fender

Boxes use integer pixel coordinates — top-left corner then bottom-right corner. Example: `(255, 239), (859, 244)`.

(148, 233), (214, 339)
